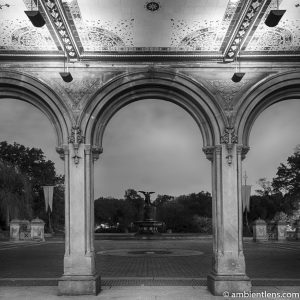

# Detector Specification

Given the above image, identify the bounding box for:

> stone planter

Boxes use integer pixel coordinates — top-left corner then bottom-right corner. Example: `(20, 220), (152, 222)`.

(253, 219), (268, 241)
(276, 220), (286, 240)
(9, 219), (21, 241)
(31, 218), (45, 241)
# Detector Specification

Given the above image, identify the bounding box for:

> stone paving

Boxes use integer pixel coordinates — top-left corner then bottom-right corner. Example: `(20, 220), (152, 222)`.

(1, 286), (300, 300)
(0, 238), (299, 286)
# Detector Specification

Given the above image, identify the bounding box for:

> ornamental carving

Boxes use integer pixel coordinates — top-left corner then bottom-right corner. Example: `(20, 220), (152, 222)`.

(202, 146), (222, 162)
(92, 146), (103, 161)
(0, 3), (10, 10)
(56, 145), (69, 161)
(76, 19), (134, 50)
(54, 77), (102, 106)
(42, 0), (80, 58)
(68, 126), (85, 145)
(0, 19), (56, 51)
(145, 1), (161, 12)
(246, 0), (300, 52)
(221, 127), (238, 165)
(171, 1), (239, 50)
(68, 126), (85, 165)
(223, 0), (265, 61)
(236, 145), (250, 161)
(202, 146), (215, 162)
(209, 79), (251, 110)
(221, 127), (238, 144)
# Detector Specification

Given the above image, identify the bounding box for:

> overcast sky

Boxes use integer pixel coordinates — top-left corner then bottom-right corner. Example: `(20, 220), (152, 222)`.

(0, 98), (299, 199)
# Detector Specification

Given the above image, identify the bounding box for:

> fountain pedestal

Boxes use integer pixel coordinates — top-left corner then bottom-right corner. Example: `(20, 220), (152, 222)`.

(134, 196), (163, 236)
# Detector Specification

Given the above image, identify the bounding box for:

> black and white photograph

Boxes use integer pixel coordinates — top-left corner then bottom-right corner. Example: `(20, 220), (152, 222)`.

(0, 0), (300, 299)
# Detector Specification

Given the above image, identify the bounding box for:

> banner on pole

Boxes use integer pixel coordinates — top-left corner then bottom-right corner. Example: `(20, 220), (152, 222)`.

(43, 186), (54, 212)
(242, 185), (251, 212)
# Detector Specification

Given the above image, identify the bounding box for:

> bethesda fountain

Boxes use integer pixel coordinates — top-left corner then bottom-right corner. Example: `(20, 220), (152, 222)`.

(134, 191), (163, 236)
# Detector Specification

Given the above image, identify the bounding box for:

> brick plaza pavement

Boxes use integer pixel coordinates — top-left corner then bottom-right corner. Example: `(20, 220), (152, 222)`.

(0, 237), (299, 287)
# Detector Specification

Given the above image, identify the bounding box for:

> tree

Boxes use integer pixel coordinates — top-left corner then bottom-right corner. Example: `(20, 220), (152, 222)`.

(255, 178), (273, 196)
(0, 141), (57, 191)
(153, 194), (174, 207)
(156, 191), (212, 232)
(0, 141), (64, 231)
(124, 189), (144, 221)
(272, 149), (300, 213)
(0, 161), (33, 228)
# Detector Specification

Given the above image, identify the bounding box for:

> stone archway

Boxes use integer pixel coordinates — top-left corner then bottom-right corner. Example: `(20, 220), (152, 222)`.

(0, 70), (71, 147)
(58, 69), (253, 295)
(236, 71), (300, 146)
(0, 69), (74, 291)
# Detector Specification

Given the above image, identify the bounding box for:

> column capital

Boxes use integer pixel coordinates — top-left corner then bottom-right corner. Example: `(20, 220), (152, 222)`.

(84, 145), (103, 161)
(236, 145), (250, 160)
(202, 145), (222, 161)
(56, 145), (69, 161)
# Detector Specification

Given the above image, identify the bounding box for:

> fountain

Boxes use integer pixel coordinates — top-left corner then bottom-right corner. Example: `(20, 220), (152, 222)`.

(134, 191), (163, 236)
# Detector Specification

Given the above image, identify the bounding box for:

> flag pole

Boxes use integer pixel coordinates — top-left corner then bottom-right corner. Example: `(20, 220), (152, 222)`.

(243, 171), (250, 232)
(48, 206), (53, 234)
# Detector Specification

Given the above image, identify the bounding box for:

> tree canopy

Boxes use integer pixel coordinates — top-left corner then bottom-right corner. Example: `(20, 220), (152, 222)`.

(0, 141), (64, 231)
(0, 161), (33, 226)
(272, 149), (300, 199)
(94, 189), (212, 233)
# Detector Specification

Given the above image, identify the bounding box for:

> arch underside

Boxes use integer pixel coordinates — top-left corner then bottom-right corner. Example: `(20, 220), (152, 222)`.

(236, 71), (300, 148)
(82, 71), (224, 149)
(0, 70), (71, 147)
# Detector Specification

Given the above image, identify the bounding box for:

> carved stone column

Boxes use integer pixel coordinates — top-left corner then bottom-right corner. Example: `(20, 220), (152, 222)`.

(203, 131), (251, 295)
(56, 128), (101, 295)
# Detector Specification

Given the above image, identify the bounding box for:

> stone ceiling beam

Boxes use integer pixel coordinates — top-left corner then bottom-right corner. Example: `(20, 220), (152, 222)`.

(222, 0), (271, 62)
(39, 0), (83, 60)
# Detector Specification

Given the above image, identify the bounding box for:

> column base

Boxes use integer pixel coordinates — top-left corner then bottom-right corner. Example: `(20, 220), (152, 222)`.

(207, 273), (252, 296)
(58, 274), (101, 295)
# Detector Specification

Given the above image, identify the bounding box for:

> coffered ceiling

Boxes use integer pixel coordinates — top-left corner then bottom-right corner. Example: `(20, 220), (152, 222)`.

(0, 0), (299, 61)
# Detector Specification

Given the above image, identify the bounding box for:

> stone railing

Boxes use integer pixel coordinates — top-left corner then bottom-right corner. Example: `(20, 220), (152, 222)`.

(252, 219), (300, 241)
(10, 218), (45, 241)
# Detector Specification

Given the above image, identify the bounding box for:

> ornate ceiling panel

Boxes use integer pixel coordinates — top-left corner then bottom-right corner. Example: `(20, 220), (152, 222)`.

(0, 0), (299, 59)
(0, 0), (57, 51)
(245, 0), (300, 53)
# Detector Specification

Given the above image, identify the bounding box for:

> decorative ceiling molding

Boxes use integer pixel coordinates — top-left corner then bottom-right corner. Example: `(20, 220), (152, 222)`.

(39, 0), (82, 59)
(0, 0), (299, 61)
(222, 0), (271, 61)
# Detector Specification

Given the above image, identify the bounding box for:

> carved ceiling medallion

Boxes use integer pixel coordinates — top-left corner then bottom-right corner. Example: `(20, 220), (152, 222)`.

(145, 1), (160, 12)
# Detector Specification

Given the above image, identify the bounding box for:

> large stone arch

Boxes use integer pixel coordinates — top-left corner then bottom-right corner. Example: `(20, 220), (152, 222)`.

(0, 69), (72, 146)
(236, 70), (300, 147)
(59, 69), (252, 296)
(81, 69), (225, 148)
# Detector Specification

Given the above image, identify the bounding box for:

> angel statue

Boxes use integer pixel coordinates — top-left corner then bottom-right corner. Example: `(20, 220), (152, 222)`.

(138, 191), (155, 206)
